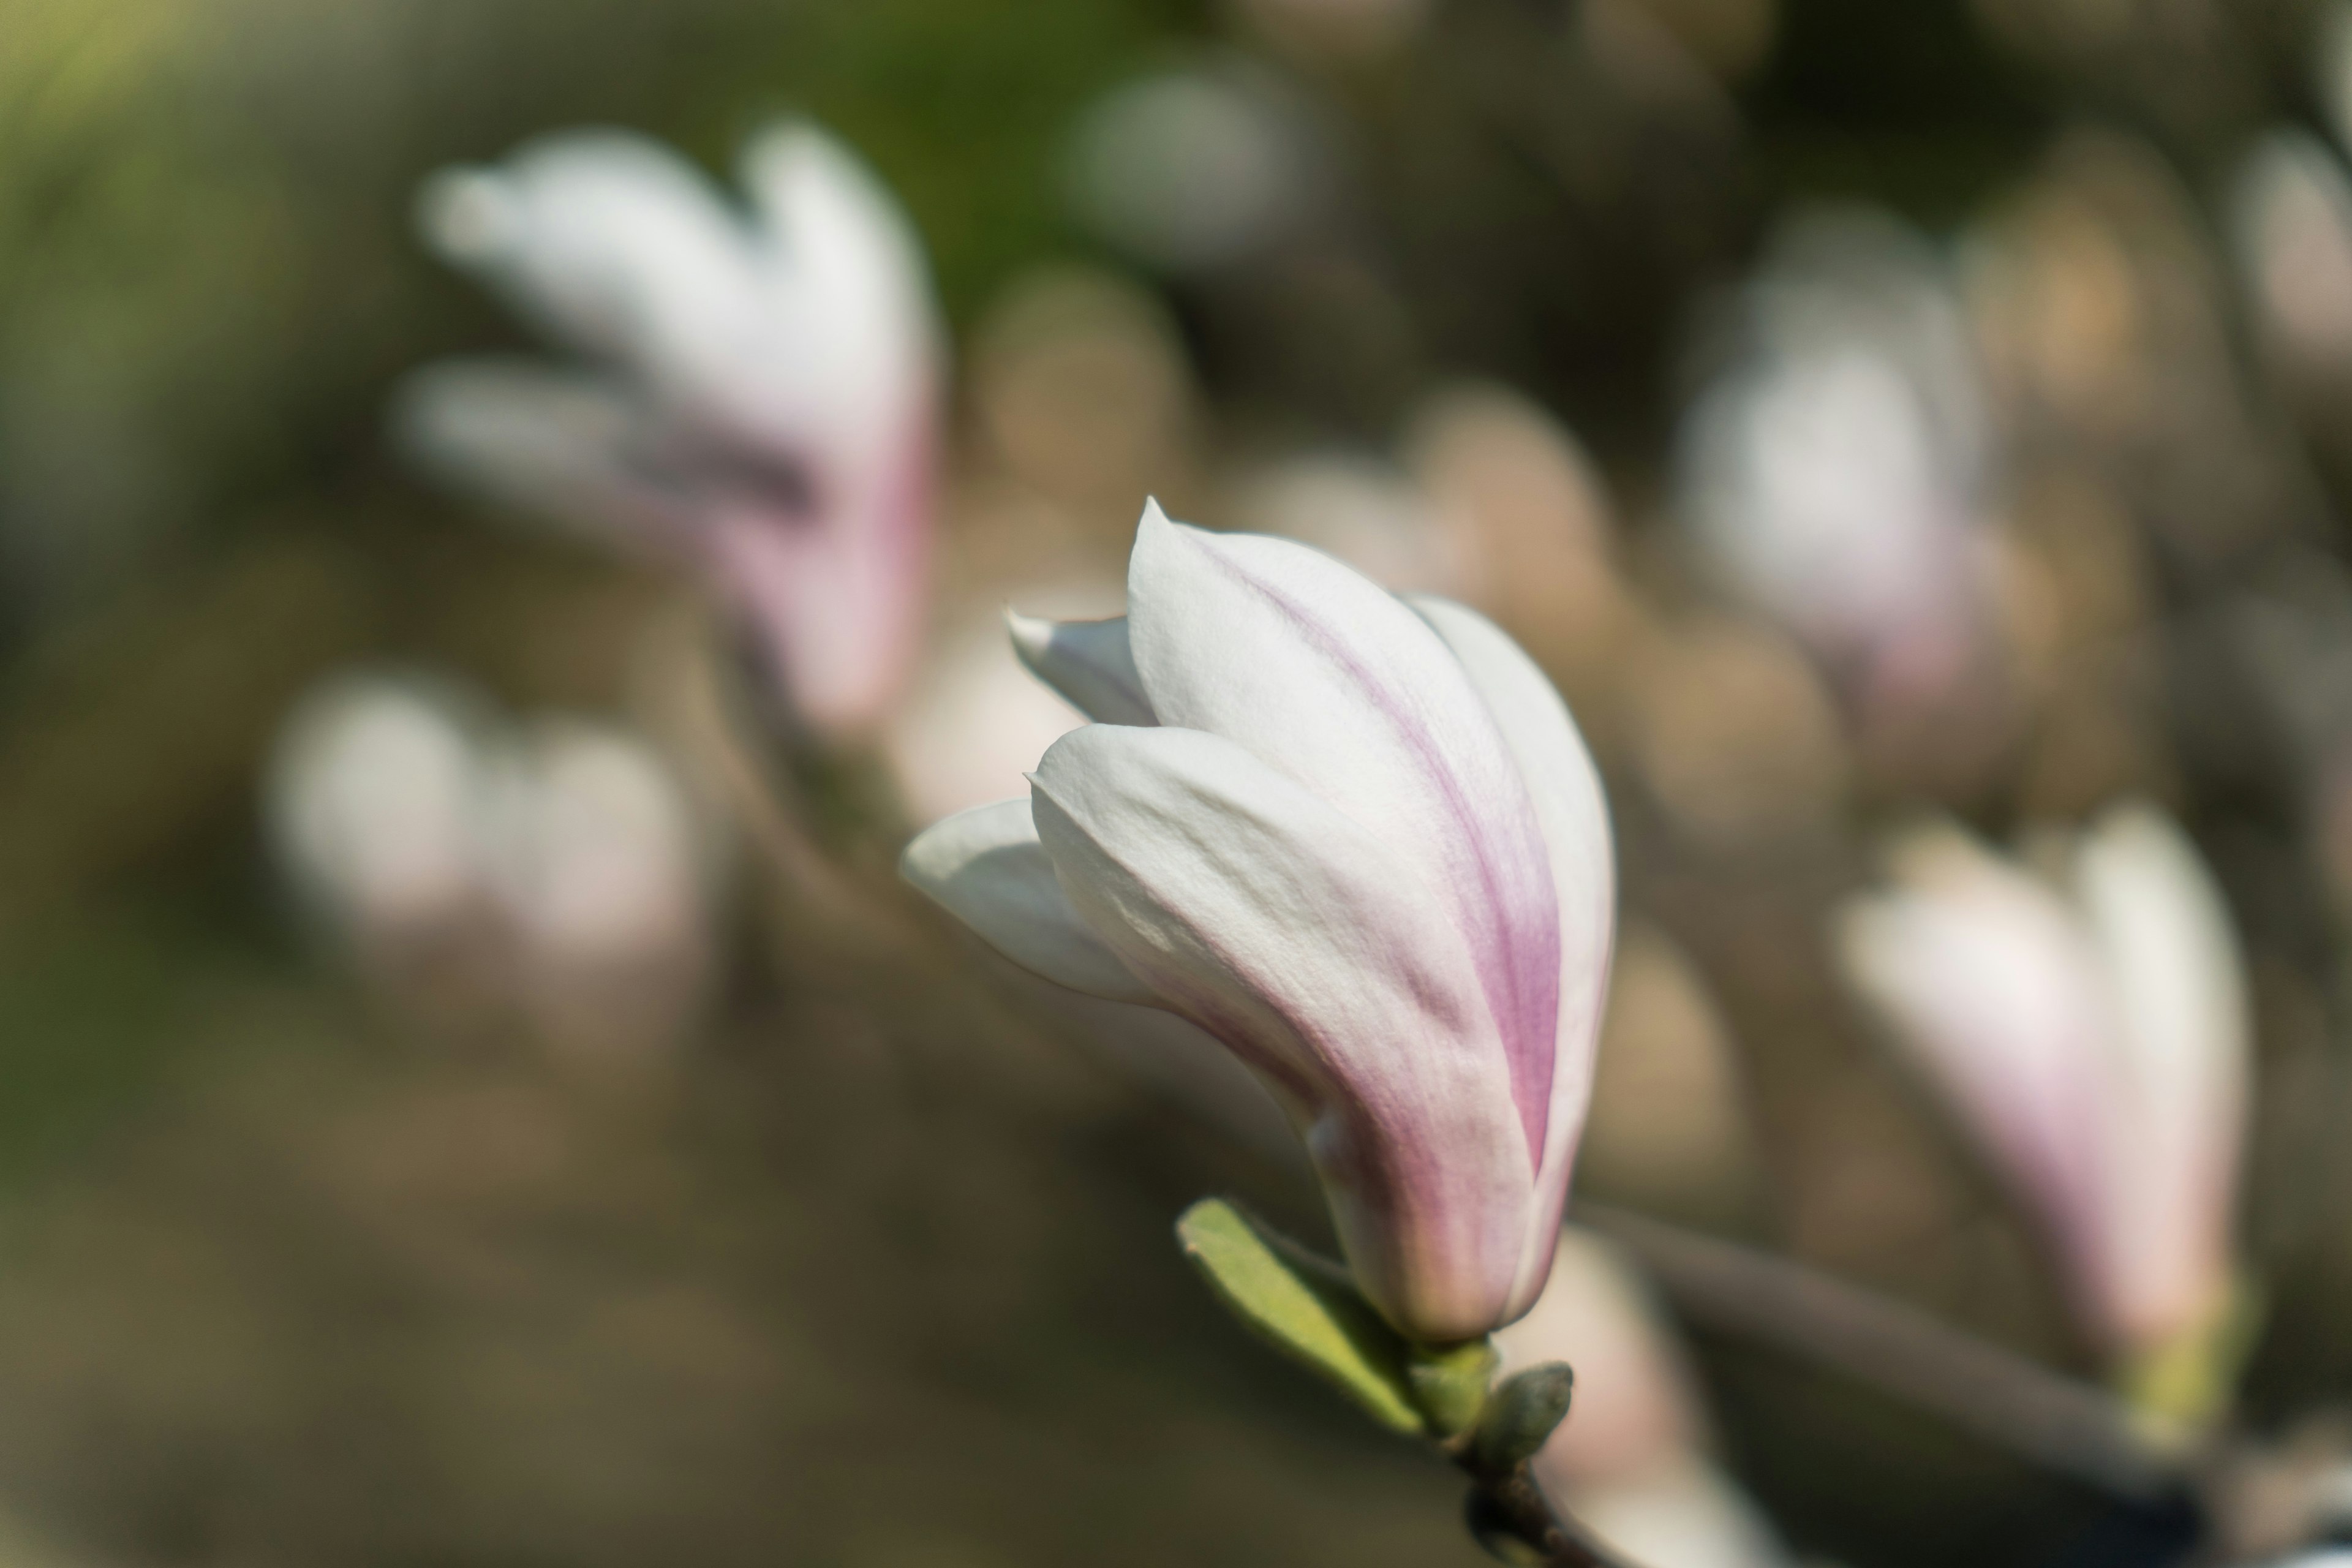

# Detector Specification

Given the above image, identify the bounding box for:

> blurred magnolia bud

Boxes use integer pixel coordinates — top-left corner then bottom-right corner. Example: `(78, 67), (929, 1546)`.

(1066, 65), (1327, 272)
(1678, 208), (2009, 758)
(402, 121), (941, 742)
(267, 669), (503, 999)
(2232, 135), (2352, 398)
(968, 268), (1199, 518)
(1494, 1230), (1789, 1568)
(481, 719), (718, 1060)
(1837, 805), (2249, 1377)
(1224, 451), (1472, 597)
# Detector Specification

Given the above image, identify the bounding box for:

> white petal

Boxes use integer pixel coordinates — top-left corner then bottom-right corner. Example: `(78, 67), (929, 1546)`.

(2071, 803), (2248, 1347)
(267, 670), (492, 932)
(1030, 722), (1530, 1339)
(737, 122), (940, 445)
(1124, 502), (1562, 1174)
(420, 130), (766, 386)
(1414, 595), (1615, 1317)
(1835, 823), (2120, 1324)
(900, 797), (1155, 1005)
(1007, 610), (1157, 726)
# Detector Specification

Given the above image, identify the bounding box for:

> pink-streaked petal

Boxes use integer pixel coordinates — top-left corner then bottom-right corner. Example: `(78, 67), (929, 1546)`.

(1414, 595), (1616, 1319)
(900, 797), (1157, 1006)
(1031, 722), (1531, 1340)
(1007, 611), (1158, 726)
(1124, 502), (1562, 1173)
(2071, 803), (2248, 1349)
(1836, 824), (2119, 1329)
(700, 397), (934, 737)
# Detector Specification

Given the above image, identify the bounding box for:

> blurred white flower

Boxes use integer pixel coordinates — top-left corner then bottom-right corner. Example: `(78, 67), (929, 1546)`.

(2232, 134), (2352, 388)
(268, 670), (496, 946)
(1678, 208), (2002, 722)
(268, 668), (721, 1058)
(400, 122), (941, 741)
(1494, 1229), (1788, 1568)
(1836, 804), (2248, 1369)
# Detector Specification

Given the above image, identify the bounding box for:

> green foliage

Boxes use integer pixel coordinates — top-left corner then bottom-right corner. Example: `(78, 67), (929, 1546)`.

(1175, 1197), (1427, 1436)
(708, 0), (1197, 324)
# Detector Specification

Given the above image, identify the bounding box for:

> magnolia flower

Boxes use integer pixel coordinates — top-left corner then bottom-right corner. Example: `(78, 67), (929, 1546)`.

(1836, 804), (2248, 1362)
(1495, 1229), (1789, 1568)
(902, 502), (1614, 1341)
(399, 123), (940, 741)
(1677, 209), (2001, 721)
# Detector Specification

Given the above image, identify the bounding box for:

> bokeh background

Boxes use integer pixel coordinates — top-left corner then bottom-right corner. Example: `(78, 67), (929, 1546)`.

(3, 0), (2351, 1564)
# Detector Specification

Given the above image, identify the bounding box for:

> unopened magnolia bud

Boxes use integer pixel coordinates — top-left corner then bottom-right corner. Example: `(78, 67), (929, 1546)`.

(1475, 1362), (1578, 1472)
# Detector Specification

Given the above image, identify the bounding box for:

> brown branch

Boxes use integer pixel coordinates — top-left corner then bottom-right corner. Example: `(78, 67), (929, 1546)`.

(1577, 1205), (2177, 1502)
(1457, 1455), (1648, 1568)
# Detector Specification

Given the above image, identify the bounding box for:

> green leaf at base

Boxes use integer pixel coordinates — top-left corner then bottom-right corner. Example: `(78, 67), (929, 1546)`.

(1175, 1197), (1424, 1434)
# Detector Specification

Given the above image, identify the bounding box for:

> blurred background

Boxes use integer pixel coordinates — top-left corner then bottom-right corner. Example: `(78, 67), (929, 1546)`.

(7, 0), (2352, 1564)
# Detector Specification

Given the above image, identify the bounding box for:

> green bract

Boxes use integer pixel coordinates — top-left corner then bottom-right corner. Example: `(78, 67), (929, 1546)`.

(1175, 1198), (1424, 1434)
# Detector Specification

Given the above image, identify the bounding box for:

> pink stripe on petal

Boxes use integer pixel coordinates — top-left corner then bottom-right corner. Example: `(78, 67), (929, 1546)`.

(1413, 596), (1616, 1320)
(1032, 722), (1534, 1339)
(1126, 506), (1562, 1170)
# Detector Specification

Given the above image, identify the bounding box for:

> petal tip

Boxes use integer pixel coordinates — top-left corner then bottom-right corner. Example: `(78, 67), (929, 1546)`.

(417, 167), (512, 262)
(1005, 605), (1053, 657)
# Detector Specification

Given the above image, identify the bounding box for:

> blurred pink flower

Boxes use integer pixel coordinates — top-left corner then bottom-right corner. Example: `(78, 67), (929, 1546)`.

(400, 123), (941, 742)
(1678, 209), (2003, 723)
(902, 502), (1615, 1341)
(1837, 805), (2248, 1359)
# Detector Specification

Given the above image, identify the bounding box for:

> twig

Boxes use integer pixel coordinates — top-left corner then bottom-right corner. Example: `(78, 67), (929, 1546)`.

(1578, 1205), (2178, 1502)
(1457, 1453), (1648, 1568)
